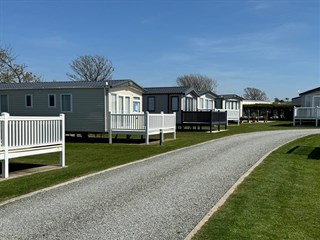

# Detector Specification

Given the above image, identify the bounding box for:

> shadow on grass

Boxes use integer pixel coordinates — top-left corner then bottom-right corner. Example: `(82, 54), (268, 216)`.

(65, 136), (160, 144)
(308, 147), (320, 160)
(287, 146), (320, 160)
(0, 163), (46, 173)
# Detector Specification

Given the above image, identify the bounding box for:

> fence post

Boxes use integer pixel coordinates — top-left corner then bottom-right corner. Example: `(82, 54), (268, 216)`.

(108, 112), (113, 144)
(173, 112), (176, 140)
(181, 110), (184, 130)
(293, 106), (296, 126)
(145, 111), (149, 144)
(59, 114), (65, 167)
(316, 107), (319, 127)
(237, 109), (240, 125)
(209, 110), (213, 133)
(2, 112), (9, 178)
(160, 129), (164, 145)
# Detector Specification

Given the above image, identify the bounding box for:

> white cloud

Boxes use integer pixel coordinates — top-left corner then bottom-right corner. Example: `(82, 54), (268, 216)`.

(187, 22), (311, 60)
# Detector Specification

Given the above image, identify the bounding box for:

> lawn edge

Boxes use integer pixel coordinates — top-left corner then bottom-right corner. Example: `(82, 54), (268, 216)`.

(0, 130), (309, 207)
(0, 132), (234, 207)
(184, 137), (300, 240)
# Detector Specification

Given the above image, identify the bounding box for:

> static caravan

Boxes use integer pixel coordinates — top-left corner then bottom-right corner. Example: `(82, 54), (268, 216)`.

(293, 87), (320, 126)
(297, 87), (320, 107)
(215, 94), (243, 123)
(198, 91), (218, 111)
(142, 87), (199, 124)
(0, 80), (144, 133)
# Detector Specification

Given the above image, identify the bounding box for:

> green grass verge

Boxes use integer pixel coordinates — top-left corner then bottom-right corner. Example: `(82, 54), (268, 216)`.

(0, 121), (312, 203)
(193, 134), (320, 240)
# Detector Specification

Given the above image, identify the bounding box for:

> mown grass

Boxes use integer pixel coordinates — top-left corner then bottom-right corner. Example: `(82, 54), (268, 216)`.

(0, 121), (311, 203)
(193, 134), (320, 240)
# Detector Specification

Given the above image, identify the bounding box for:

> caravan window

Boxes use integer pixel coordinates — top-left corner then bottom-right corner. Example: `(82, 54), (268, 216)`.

(48, 94), (56, 108)
(125, 96), (130, 113)
(147, 96), (155, 112)
(0, 95), (8, 112)
(111, 94), (117, 113)
(61, 94), (72, 112)
(171, 96), (179, 112)
(186, 97), (193, 111)
(25, 94), (33, 108)
(313, 95), (320, 107)
(133, 97), (141, 112)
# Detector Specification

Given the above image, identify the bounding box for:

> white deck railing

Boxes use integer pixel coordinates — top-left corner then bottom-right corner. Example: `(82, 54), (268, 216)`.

(110, 113), (145, 130)
(0, 113), (65, 178)
(293, 107), (320, 126)
(215, 109), (240, 124)
(108, 112), (176, 144)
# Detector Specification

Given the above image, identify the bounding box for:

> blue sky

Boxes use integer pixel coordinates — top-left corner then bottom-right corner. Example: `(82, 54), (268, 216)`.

(0, 0), (319, 100)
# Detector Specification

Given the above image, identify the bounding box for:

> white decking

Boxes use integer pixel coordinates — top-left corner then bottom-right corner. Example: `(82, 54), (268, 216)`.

(0, 113), (65, 178)
(293, 106), (320, 126)
(108, 112), (176, 144)
(215, 109), (240, 125)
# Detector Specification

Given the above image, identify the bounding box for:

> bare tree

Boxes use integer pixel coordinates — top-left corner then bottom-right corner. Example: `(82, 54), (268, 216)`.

(243, 87), (268, 101)
(176, 74), (218, 92)
(0, 46), (41, 83)
(67, 55), (114, 81)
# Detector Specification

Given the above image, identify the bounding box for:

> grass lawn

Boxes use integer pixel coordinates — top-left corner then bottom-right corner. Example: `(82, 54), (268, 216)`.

(0, 121), (313, 203)
(193, 134), (320, 240)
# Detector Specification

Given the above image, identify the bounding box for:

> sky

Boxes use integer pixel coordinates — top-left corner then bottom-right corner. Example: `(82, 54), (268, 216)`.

(0, 0), (319, 100)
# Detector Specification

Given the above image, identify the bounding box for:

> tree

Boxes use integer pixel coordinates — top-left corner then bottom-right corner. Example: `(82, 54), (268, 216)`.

(67, 55), (114, 81)
(0, 46), (42, 83)
(176, 74), (218, 92)
(243, 87), (268, 101)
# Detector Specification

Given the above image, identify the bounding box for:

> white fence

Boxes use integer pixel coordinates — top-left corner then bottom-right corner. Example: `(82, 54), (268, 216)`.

(293, 107), (320, 126)
(108, 112), (176, 144)
(215, 109), (240, 125)
(0, 113), (65, 178)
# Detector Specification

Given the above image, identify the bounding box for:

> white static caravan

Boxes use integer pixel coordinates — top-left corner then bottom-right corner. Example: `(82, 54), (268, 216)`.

(0, 80), (144, 133)
(293, 87), (320, 126)
(197, 91), (218, 111)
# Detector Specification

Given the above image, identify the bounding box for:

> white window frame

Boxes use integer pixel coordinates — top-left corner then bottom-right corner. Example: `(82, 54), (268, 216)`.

(111, 94), (117, 113)
(60, 94), (72, 112)
(186, 97), (194, 111)
(25, 94), (33, 108)
(199, 98), (204, 109)
(133, 96), (141, 113)
(125, 96), (130, 113)
(48, 94), (56, 108)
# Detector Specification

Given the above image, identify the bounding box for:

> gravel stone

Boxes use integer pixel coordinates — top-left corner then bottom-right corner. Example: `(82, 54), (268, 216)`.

(0, 129), (319, 240)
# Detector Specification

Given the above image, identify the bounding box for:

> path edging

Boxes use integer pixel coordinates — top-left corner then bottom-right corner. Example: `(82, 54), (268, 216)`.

(184, 138), (298, 240)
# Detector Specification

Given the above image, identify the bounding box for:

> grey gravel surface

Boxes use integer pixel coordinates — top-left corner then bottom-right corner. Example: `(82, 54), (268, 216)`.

(1, 129), (319, 240)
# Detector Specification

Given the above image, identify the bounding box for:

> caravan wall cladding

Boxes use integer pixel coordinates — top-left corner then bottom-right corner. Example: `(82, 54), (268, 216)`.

(0, 88), (106, 133)
(0, 86), (144, 133)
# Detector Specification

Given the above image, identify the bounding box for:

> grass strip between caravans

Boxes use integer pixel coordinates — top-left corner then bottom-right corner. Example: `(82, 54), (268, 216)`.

(0, 121), (314, 203)
(193, 134), (320, 240)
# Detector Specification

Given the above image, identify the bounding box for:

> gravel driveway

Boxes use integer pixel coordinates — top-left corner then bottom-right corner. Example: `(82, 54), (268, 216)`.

(1, 129), (319, 240)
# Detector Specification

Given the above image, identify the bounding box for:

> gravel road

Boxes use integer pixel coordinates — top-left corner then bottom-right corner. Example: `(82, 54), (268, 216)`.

(1, 129), (319, 240)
